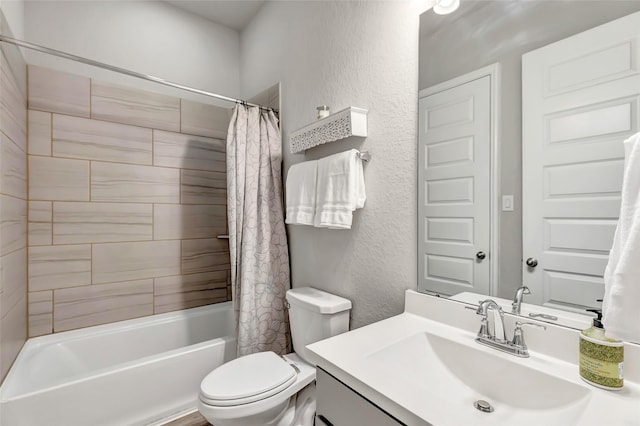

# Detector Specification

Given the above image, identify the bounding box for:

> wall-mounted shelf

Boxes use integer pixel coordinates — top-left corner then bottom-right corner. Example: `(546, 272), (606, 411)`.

(290, 107), (368, 153)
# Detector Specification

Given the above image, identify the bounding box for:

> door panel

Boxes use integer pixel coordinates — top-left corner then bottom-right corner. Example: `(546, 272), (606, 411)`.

(544, 271), (605, 308)
(419, 75), (491, 296)
(522, 11), (640, 309)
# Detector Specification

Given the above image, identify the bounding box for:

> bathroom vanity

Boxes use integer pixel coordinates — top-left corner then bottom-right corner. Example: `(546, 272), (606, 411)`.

(315, 368), (402, 426)
(307, 291), (640, 426)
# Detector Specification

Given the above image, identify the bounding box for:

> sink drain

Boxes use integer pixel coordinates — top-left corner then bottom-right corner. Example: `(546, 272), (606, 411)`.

(474, 400), (494, 413)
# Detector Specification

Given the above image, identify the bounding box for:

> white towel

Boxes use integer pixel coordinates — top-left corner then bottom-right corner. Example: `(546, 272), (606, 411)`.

(285, 160), (318, 226)
(314, 149), (366, 229)
(603, 131), (640, 342)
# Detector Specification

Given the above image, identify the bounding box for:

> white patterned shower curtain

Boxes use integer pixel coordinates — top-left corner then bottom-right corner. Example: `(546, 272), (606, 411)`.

(226, 104), (291, 356)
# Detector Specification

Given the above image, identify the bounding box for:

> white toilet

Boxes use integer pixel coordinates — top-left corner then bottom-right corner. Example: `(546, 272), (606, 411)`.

(198, 287), (352, 426)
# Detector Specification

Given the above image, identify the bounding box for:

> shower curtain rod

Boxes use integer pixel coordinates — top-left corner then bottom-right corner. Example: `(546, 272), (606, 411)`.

(0, 35), (277, 112)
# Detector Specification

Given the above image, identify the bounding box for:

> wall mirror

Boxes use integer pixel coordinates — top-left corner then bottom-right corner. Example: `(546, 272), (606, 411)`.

(418, 0), (640, 337)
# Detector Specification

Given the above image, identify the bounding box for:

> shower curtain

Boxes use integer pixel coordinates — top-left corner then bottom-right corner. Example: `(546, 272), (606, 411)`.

(226, 104), (291, 356)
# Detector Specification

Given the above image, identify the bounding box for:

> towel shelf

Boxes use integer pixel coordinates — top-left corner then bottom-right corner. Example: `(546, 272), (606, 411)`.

(290, 107), (368, 153)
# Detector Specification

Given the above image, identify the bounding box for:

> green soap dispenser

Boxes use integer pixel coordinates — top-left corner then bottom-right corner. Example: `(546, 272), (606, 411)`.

(579, 308), (624, 390)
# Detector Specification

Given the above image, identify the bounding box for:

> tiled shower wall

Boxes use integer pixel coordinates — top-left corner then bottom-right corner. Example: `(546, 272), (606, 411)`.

(27, 65), (233, 337)
(0, 22), (28, 380)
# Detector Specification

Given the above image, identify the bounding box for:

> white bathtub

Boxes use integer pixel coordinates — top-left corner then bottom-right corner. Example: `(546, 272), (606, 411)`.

(0, 302), (236, 426)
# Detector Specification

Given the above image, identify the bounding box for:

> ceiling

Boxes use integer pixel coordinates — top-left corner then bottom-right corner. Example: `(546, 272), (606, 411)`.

(164, 0), (265, 31)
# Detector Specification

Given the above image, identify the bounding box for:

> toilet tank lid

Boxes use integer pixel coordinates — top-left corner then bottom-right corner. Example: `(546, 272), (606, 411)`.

(286, 287), (352, 314)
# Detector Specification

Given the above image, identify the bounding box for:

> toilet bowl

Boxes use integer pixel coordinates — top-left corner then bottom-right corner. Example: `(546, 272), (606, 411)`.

(198, 352), (315, 426)
(198, 287), (351, 426)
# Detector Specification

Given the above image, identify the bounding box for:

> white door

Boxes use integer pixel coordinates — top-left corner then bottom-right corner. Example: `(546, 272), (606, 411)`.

(522, 11), (640, 310)
(418, 74), (492, 296)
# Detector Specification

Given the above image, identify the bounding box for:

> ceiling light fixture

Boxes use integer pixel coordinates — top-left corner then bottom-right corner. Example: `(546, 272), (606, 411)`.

(433, 0), (460, 15)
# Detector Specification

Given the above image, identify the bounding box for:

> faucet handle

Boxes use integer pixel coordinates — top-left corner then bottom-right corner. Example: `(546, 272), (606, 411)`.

(515, 321), (546, 330)
(512, 321), (547, 352)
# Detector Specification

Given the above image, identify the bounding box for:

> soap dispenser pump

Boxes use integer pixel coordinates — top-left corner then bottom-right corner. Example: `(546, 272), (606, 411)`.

(579, 307), (624, 390)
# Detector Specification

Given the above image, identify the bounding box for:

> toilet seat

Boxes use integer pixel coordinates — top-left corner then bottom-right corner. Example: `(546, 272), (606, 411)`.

(200, 351), (297, 407)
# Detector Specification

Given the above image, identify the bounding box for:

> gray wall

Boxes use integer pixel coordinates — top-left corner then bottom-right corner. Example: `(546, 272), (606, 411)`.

(242, 1), (419, 329)
(419, 0), (640, 298)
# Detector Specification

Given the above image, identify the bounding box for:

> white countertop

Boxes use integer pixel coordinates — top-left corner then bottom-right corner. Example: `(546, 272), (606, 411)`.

(306, 290), (640, 426)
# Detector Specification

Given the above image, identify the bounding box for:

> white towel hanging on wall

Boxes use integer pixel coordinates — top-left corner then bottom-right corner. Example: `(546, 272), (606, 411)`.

(285, 160), (318, 226)
(602, 131), (640, 342)
(314, 149), (366, 229)
(284, 150), (368, 229)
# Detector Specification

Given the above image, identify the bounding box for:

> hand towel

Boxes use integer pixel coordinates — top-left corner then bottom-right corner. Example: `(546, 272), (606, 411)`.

(602, 131), (640, 341)
(285, 160), (318, 226)
(314, 149), (366, 229)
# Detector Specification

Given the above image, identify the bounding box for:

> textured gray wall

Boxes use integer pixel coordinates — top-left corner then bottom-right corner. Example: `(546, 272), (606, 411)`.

(419, 0), (640, 298)
(242, 1), (419, 329)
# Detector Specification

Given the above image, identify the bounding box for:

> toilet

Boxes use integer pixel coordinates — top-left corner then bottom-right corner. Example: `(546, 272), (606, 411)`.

(198, 287), (352, 426)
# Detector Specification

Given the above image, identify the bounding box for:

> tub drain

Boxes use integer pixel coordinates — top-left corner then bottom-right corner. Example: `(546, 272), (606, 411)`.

(474, 400), (494, 413)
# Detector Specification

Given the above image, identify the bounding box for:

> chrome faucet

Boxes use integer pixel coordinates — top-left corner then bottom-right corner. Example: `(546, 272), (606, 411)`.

(475, 298), (546, 358)
(476, 299), (507, 343)
(511, 286), (531, 314)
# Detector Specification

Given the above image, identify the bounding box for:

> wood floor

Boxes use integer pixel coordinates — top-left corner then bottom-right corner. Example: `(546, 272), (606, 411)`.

(163, 411), (212, 426)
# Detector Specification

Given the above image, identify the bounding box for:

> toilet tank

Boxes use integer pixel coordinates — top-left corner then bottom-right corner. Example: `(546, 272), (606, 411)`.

(286, 287), (351, 364)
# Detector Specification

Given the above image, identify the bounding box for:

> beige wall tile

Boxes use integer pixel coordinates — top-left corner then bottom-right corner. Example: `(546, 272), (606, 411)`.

(21, 67), (238, 337)
(91, 82), (180, 131)
(180, 100), (230, 139)
(154, 271), (228, 314)
(28, 110), (52, 156)
(53, 202), (152, 244)
(28, 201), (52, 246)
(1, 292), (26, 380)
(52, 114), (152, 165)
(28, 291), (53, 337)
(181, 169), (226, 205)
(0, 194), (27, 257)
(28, 244), (91, 292)
(29, 156), (89, 201)
(1, 248), (27, 320)
(91, 162), (179, 203)
(28, 65), (90, 117)
(92, 240), (181, 284)
(182, 238), (230, 274)
(153, 130), (225, 172)
(54, 279), (153, 332)
(1, 132), (27, 198)
(1, 51), (27, 152)
(154, 204), (226, 240)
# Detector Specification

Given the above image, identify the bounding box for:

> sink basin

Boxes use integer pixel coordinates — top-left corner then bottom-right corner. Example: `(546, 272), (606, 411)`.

(366, 330), (591, 424)
(306, 291), (638, 426)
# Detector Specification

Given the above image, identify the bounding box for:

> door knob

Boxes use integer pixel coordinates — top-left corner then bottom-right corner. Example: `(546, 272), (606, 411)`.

(476, 251), (486, 260)
(525, 258), (538, 268)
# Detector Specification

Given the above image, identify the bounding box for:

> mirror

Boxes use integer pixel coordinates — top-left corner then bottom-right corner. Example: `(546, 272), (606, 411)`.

(418, 1), (640, 334)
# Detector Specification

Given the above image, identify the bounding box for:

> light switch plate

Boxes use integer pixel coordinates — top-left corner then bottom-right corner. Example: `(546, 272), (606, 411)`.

(502, 195), (514, 212)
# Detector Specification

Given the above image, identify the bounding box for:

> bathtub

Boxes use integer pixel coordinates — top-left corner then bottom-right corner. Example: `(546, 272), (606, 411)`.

(0, 302), (236, 426)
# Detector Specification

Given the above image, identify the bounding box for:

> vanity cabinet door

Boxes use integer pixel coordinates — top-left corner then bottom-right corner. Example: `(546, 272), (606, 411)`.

(315, 367), (404, 426)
